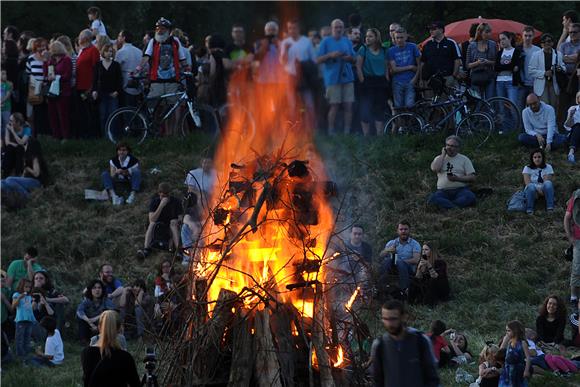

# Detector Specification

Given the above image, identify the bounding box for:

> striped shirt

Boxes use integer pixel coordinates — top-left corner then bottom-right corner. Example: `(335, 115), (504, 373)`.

(26, 55), (45, 82)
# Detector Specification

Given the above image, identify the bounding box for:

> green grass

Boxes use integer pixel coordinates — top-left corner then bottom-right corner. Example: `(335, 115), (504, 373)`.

(1, 132), (579, 386)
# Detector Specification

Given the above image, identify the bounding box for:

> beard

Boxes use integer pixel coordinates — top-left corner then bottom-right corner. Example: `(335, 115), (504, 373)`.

(386, 324), (404, 336)
(155, 31), (169, 43)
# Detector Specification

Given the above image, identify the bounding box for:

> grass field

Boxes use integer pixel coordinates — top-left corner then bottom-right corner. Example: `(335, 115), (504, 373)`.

(1, 131), (579, 386)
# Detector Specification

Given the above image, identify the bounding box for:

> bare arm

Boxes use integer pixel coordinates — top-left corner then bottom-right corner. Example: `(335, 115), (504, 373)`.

(523, 173), (532, 186)
(356, 55), (364, 83)
(565, 211), (574, 244)
(23, 158), (40, 178)
(149, 198), (169, 223)
(522, 340), (531, 378)
(430, 149), (447, 173)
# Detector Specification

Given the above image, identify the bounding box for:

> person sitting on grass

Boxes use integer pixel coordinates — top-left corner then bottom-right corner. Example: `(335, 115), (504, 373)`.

(477, 342), (501, 387)
(76, 279), (115, 345)
(5, 246), (43, 292)
(439, 329), (473, 367)
(499, 320), (531, 386)
(409, 241), (449, 305)
(428, 135), (476, 210)
(154, 259), (180, 333)
(564, 90), (580, 163)
(81, 310), (140, 387)
(522, 148), (555, 215)
(89, 309), (127, 350)
(2, 112), (31, 177)
(535, 295), (566, 353)
(526, 328), (577, 377)
(137, 182), (183, 259)
(28, 316), (63, 367)
(98, 264), (124, 308)
(119, 279), (153, 340)
(518, 93), (567, 151)
(101, 142), (141, 205)
(427, 320), (451, 367)
(32, 270), (69, 334)
(1, 138), (50, 205)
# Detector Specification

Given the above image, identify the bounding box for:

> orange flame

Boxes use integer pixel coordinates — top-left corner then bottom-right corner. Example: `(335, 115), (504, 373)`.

(333, 345), (344, 367)
(345, 287), (360, 311)
(191, 49), (335, 321)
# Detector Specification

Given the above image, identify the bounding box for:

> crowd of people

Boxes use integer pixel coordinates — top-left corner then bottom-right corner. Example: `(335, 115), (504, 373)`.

(1, 7), (580, 387)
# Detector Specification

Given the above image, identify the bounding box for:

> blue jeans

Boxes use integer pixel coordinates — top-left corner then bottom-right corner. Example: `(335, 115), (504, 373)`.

(496, 81), (519, 108)
(518, 85), (534, 113)
(380, 258), (413, 290)
(392, 80), (415, 108)
(15, 321), (33, 358)
(1, 177), (41, 198)
(472, 79), (495, 100)
(101, 169), (141, 192)
(99, 94), (119, 137)
(517, 133), (568, 149)
(524, 181), (554, 212)
(531, 354), (549, 370)
(428, 187), (476, 209)
(181, 223), (194, 248)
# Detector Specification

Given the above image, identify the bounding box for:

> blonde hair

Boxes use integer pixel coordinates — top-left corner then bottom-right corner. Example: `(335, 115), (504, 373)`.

(26, 38), (36, 52)
(96, 310), (121, 358)
(478, 343), (499, 364)
(474, 23), (491, 42)
(56, 35), (74, 56)
(49, 41), (67, 57)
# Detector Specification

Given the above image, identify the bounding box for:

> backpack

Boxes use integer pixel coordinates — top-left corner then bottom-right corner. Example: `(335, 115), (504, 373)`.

(506, 190), (526, 212)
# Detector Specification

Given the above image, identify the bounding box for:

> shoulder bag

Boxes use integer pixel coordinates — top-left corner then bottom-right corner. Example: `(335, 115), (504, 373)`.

(469, 41), (494, 87)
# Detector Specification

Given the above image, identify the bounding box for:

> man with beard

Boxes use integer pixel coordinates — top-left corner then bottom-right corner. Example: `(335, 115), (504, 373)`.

(99, 264), (124, 306)
(135, 17), (188, 133)
(371, 300), (440, 387)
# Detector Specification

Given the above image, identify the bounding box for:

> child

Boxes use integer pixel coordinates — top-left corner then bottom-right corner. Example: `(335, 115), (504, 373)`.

(1, 69), (13, 138)
(477, 343), (501, 387)
(29, 316), (64, 366)
(526, 328), (577, 377)
(87, 6), (107, 39)
(428, 320), (450, 366)
(11, 278), (37, 359)
(499, 320), (531, 387)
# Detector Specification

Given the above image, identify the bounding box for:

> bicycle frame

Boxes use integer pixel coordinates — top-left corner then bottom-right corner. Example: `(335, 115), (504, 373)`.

(143, 90), (197, 127)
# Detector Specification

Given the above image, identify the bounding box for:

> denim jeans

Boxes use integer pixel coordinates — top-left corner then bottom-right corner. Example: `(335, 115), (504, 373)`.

(101, 169), (142, 192)
(517, 133), (568, 149)
(380, 257), (413, 290)
(471, 79), (495, 100)
(181, 223), (194, 248)
(15, 321), (33, 358)
(495, 81), (519, 108)
(392, 80), (415, 108)
(99, 94), (119, 137)
(518, 85), (534, 113)
(524, 181), (554, 212)
(428, 187), (476, 209)
(1, 176), (41, 198)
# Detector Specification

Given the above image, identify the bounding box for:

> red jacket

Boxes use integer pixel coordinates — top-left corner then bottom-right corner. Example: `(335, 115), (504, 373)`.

(149, 38), (181, 81)
(76, 45), (100, 91)
(44, 56), (73, 97)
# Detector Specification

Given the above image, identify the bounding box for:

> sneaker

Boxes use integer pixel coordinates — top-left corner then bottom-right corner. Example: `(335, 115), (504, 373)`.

(112, 194), (123, 206)
(568, 153), (576, 164)
(126, 192), (136, 204)
(554, 370), (563, 377)
(546, 207), (554, 212)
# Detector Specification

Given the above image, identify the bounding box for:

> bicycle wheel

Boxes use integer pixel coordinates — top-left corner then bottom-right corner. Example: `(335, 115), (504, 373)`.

(217, 103), (256, 141)
(383, 112), (424, 135)
(455, 112), (494, 148)
(484, 97), (521, 134)
(414, 101), (450, 132)
(180, 104), (220, 137)
(106, 107), (148, 144)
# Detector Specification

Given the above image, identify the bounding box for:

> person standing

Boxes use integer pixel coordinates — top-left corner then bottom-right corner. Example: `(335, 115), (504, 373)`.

(316, 19), (356, 135)
(565, 188), (580, 306)
(519, 26), (541, 111)
(466, 23), (497, 99)
(495, 31), (522, 110)
(388, 27), (421, 110)
(420, 21), (461, 90)
(115, 30), (142, 108)
(92, 43), (122, 137)
(528, 33), (566, 111)
(428, 135), (477, 209)
(75, 29), (100, 138)
(371, 300), (440, 387)
(26, 37), (50, 136)
(558, 22), (580, 125)
(45, 41), (72, 140)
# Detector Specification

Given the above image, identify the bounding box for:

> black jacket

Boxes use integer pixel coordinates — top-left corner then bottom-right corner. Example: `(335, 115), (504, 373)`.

(495, 47), (523, 86)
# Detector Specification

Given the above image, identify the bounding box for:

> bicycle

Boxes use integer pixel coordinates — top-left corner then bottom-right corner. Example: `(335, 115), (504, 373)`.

(384, 87), (495, 148)
(105, 72), (256, 144)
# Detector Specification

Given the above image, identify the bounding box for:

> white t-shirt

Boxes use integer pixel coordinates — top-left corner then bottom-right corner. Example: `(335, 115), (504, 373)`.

(279, 36), (317, 76)
(435, 153), (476, 190)
(184, 168), (217, 195)
(45, 329), (64, 365)
(527, 339), (544, 356)
(496, 47), (515, 82)
(564, 105), (580, 132)
(91, 20), (107, 37)
(522, 163), (554, 188)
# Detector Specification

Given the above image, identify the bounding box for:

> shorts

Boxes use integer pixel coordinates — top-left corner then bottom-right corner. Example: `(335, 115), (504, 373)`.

(325, 83), (355, 104)
(570, 241), (580, 287)
(148, 82), (181, 104)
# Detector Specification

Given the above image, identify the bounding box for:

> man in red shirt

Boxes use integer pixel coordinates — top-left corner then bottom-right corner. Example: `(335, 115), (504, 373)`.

(76, 29), (100, 138)
(565, 189), (580, 305)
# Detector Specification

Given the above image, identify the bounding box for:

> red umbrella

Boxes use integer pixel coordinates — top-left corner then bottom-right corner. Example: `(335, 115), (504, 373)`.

(419, 17), (543, 47)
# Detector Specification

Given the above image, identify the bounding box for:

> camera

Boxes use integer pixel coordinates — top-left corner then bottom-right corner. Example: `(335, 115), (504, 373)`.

(33, 293), (41, 303)
(143, 347), (157, 372)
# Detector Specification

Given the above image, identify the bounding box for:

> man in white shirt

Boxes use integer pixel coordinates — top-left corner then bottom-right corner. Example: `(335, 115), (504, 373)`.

(428, 135), (476, 209)
(115, 30), (143, 108)
(184, 157), (216, 205)
(519, 26), (541, 111)
(519, 93), (567, 151)
(280, 19), (317, 124)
